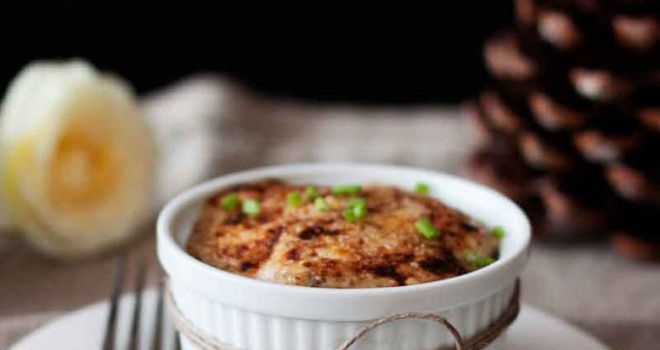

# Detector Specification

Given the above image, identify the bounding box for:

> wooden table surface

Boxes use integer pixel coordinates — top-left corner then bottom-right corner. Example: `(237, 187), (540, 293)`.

(1, 77), (658, 350)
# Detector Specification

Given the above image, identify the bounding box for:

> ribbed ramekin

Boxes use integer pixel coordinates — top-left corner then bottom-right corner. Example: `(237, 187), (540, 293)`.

(157, 164), (531, 350)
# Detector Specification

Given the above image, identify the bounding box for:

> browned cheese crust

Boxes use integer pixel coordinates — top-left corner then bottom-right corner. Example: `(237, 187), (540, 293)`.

(186, 180), (499, 288)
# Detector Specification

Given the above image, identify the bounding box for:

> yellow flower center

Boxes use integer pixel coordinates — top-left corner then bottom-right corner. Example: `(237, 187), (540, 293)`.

(49, 128), (117, 209)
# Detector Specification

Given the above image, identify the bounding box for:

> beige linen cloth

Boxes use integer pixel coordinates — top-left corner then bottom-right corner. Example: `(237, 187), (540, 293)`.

(0, 76), (659, 350)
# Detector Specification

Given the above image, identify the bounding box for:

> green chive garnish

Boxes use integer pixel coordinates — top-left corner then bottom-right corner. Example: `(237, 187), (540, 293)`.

(466, 252), (495, 269)
(220, 194), (240, 210)
(332, 184), (362, 195)
(415, 182), (430, 195)
(492, 226), (506, 241)
(344, 198), (368, 222)
(314, 197), (329, 212)
(476, 256), (495, 268)
(287, 191), (302, 208)
(415, 218), (440, 240)
(242, 199), (260, 217)
(304, 186), (319, 201)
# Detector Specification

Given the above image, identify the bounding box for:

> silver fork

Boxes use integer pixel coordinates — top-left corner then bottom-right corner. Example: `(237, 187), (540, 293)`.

(102, 253), (181, 350)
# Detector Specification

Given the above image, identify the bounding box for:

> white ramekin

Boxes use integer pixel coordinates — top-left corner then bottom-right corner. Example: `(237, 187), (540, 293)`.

(157, 163), (531, 350)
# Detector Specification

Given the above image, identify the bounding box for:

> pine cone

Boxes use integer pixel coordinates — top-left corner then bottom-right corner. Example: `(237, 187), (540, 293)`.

(469, 0), (660, 258)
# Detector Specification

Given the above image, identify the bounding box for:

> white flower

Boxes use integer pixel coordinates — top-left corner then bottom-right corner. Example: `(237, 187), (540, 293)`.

(0, 60), (155, 258)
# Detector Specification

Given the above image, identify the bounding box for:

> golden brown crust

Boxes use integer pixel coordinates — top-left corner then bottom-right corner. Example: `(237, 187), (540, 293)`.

(186, 180), (499, 288)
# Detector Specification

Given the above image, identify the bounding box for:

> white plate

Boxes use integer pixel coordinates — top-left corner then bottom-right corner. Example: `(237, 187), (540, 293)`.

(10, 290), (610, 350)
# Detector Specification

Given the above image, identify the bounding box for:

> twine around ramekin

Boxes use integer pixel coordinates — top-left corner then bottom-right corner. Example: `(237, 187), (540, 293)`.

(165, 280), (520, 350)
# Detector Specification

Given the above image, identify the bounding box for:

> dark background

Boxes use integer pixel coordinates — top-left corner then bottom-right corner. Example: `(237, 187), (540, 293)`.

(2, 2), (512, 104)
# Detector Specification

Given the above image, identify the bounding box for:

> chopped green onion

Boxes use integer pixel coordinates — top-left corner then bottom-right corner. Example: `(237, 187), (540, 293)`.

(304, 186), (319, 200)
(492, 226), (506, 241)
(220, 194), (240, 210)
(415, 182), (430, 195)
(465, 252), (495, 269)
(476, 256), (495, 268)
(314, 197), (329, 212)
(349, 198), (367, 210)
(287, 191), (302, 208)
(332, 184), (362, 195)
(242, 199), (260, 217)
(344, 198), (368, 222)
(415, 218), (440, 240)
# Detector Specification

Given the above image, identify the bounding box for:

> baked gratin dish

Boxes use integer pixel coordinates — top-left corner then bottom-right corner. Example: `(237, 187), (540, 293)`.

(186, 179), (503, 288)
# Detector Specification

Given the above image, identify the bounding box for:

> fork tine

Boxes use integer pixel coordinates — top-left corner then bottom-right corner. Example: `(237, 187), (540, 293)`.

(173, 332), (181, 350)
(157, 278), (182, 350)
(151, 280), (164, 350)
(128, 258), (147, 350)
(103, 253), (126, 350)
